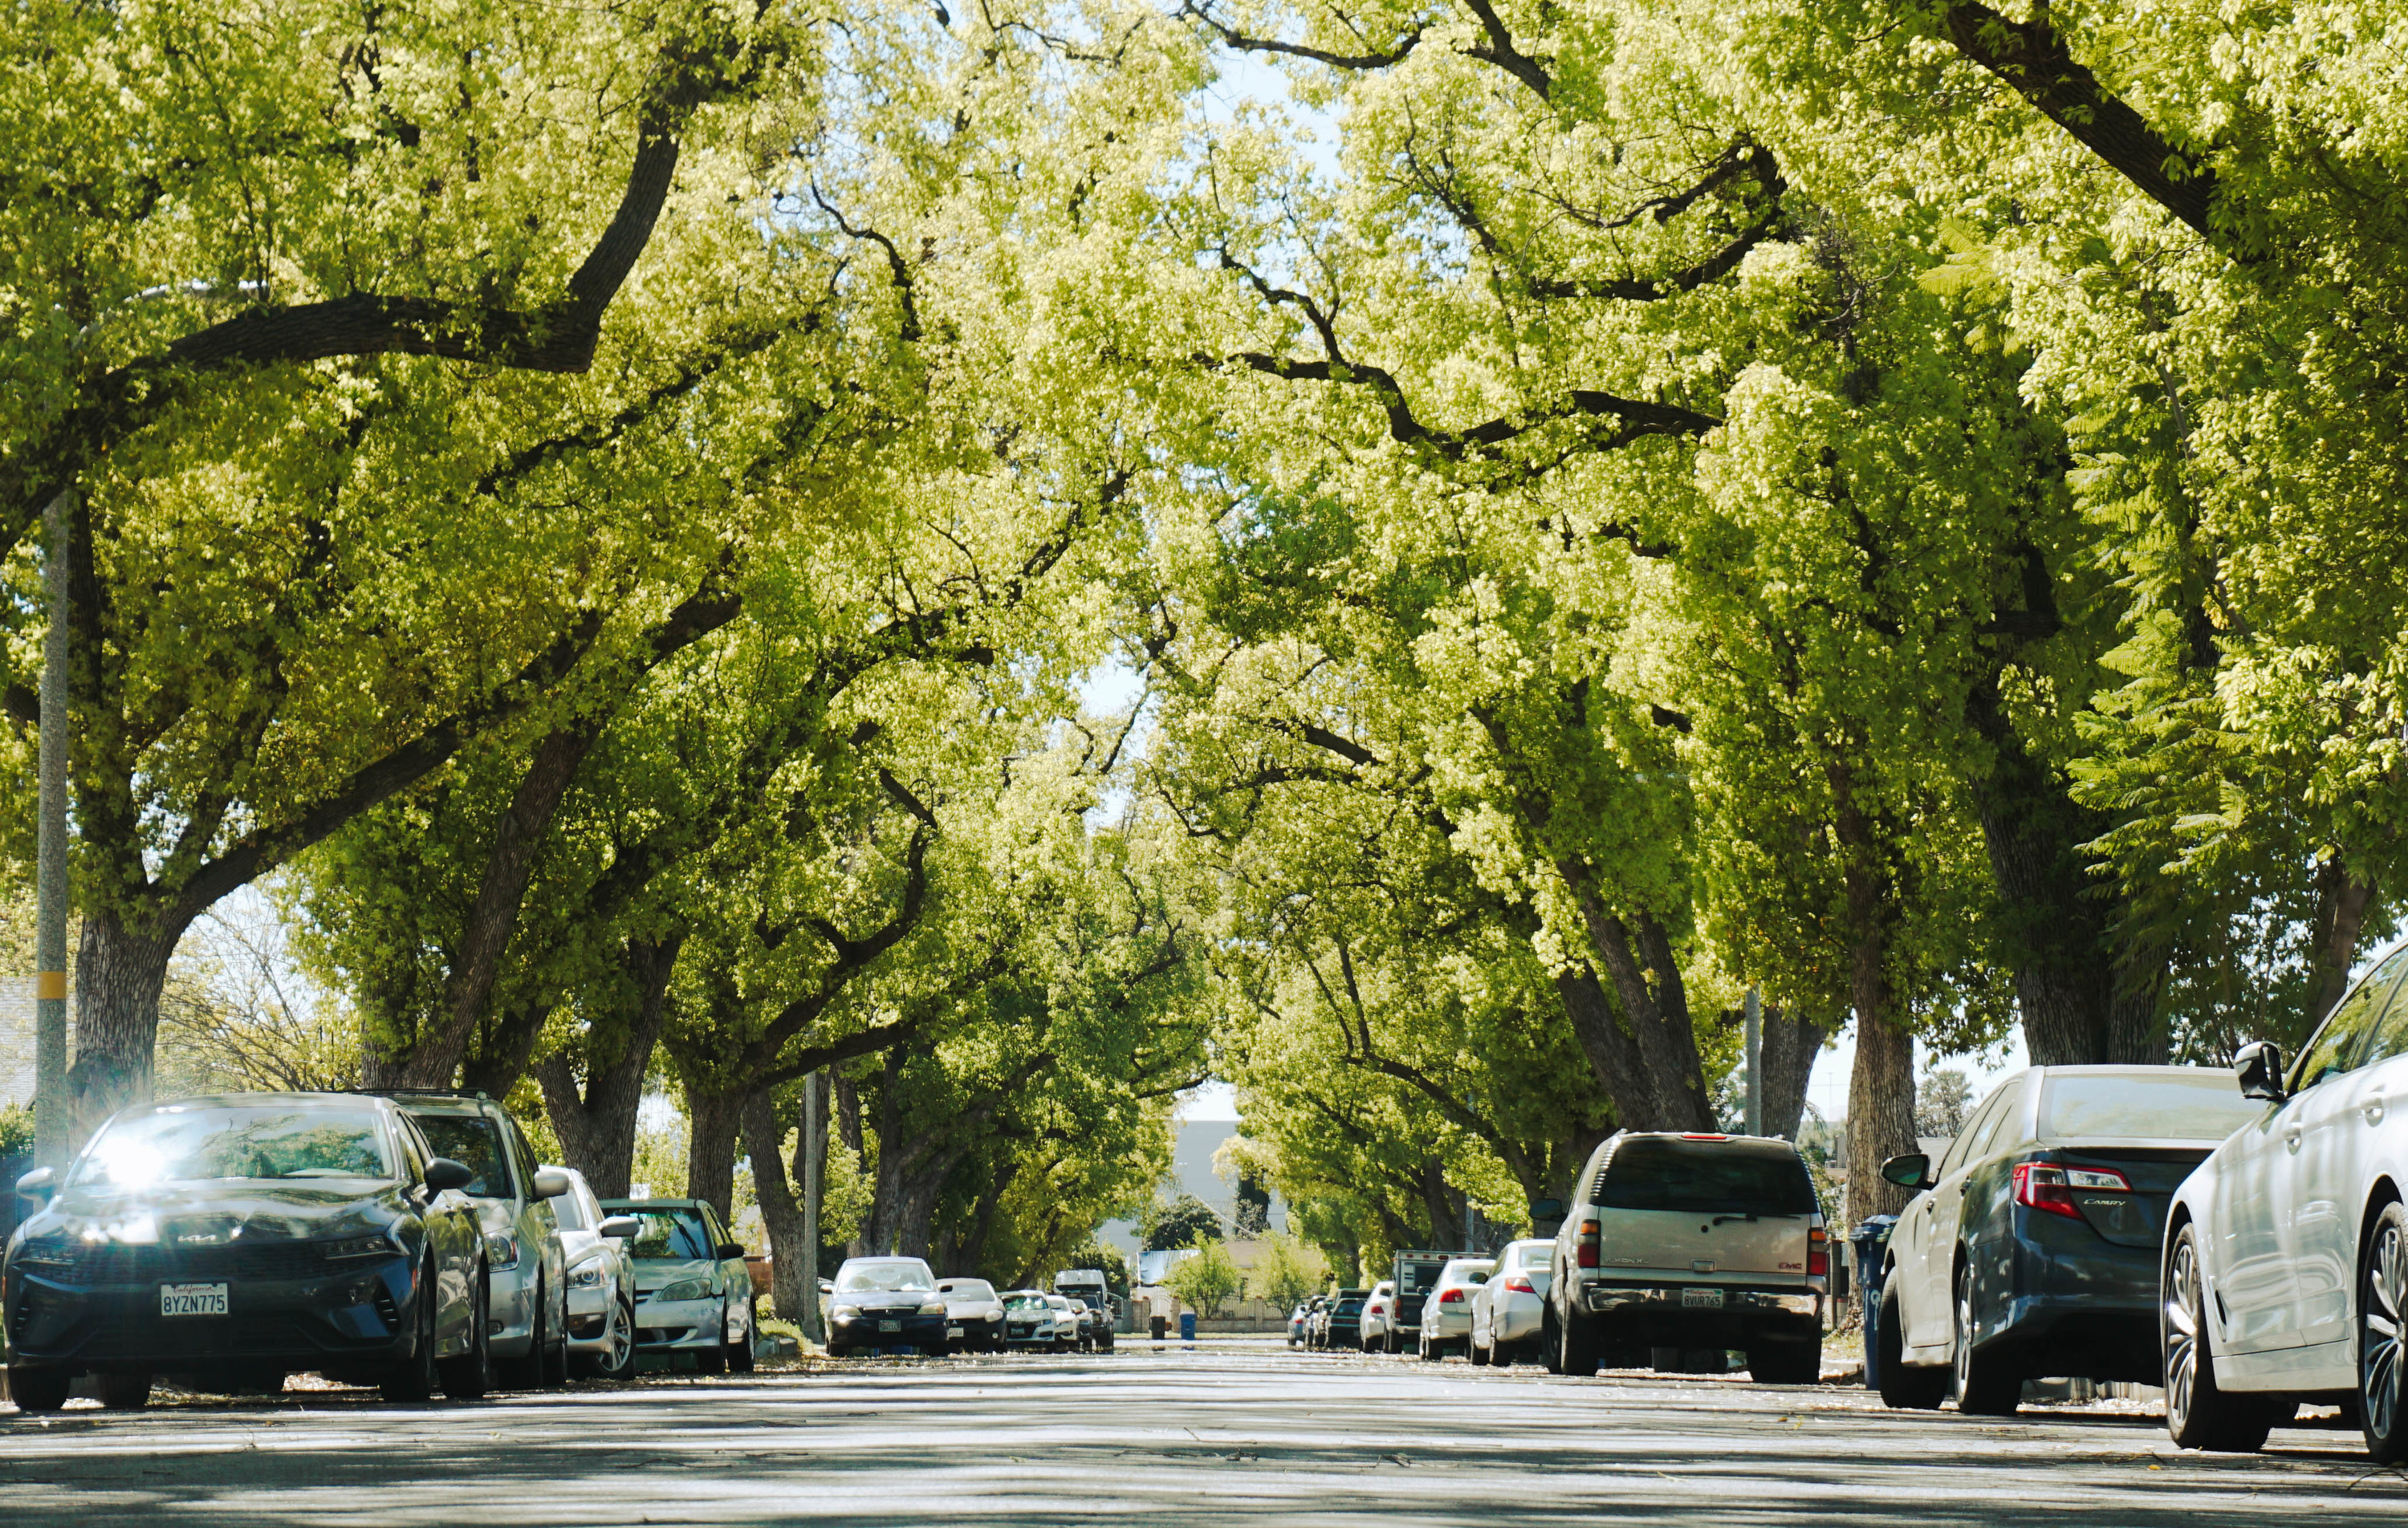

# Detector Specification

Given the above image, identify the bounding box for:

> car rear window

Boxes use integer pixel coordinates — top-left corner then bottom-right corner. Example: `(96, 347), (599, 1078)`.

(1336, 1298), (1364, 1315)
(2036, 1073), (2264, 1142)
(1594, 1137), (1816, 1216)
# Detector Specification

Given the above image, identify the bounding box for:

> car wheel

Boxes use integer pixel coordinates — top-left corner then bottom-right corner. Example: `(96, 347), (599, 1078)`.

(97, 1370), (153, 1410)
(730, 1298), (758, 1373)
(439, 1263), (494, 1400)
(1746, 1341), (1820, 1386)
(1876, 1281), (1948, 1410)
(6, 1366), (70, 1413)
(543, 1282), (572, 1388)
(381, 1257), (441, 1404)
(1540, 1304), (1565, 1375)
(1556, 1299), (1600, 1378)
(2361, 1203), (2408, 1462)
(2164, 1221), (2274, 1453)
(583, 1290), (637, 1380)
(1952, 1263), (2018, 1415)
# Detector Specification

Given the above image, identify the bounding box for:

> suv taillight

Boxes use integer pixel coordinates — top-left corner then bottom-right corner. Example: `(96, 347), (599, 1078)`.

(1576, 1217), (1600, 1270)
(1807, 1225), (1828, 1278)
(2014, 1161), (2130, 1220)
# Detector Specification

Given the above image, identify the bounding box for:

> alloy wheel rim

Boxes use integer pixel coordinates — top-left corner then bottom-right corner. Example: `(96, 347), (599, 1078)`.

(2365, 1222), (2406, 1438)
(606, 1295), (633, 1373)
(2166, 1237), (2199, 1431)
(1954, 1276), (1974, 1400)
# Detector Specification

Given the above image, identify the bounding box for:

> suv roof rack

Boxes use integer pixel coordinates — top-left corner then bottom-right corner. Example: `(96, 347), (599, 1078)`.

(347, 1087), (493, 1101)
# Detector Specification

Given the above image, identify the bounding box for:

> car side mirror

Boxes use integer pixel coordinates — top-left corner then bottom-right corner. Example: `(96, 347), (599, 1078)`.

(2235, 1040), (2289, 1102)
(15, 1164), (55, 1201)
(716, 1242), (746, 1260)
(1880, 1152), (1933, 1191)
(424, 1157), (474, 1193)
(598, 1215), (642, 1239)
(819, 1279), (834, 1295)
(532, 1168), (572, 1200)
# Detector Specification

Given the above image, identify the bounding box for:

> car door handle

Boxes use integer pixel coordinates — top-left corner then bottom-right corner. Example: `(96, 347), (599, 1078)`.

(2284, 1123), (2304, 1152)
(2365, 1092), (2387, 1125)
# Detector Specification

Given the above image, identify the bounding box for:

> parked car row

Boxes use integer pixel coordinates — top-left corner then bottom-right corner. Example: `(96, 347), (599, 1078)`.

(820, 1258), (1120, 1357)
(1289, 1130), (1830, 1386)
(1869, 945), (2408, 1462)
(0, 1088), (718, 1412)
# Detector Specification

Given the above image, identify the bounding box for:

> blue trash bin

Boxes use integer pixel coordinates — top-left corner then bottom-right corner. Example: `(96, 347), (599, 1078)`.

(1850, 1215), (1900, 1388)
(1178, 1311), (1196, 1342)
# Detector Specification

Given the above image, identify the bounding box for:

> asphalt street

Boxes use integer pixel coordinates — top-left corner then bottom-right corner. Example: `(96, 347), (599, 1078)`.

(1, 1338), (2402, 1525)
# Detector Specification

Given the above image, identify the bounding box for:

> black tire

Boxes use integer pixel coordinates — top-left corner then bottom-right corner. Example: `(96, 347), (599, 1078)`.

(381, 1258), (441, 1403)
(1540, 1304), (1565, 1375)
(729, 1299), (758, 1373)
(1747, 1341), (1820, 1386)
(1877, 1282), (1949, 1409)
(1470, 1332), (1491, 1367)
(1494, 1338), (1518, 1369)
(2164, 1221), (2275, 1453)
(2359, 1202), (2408, 1463)
(97, 1370), (153, 1410)
(1556, 1301), (1601, 1378)
(7, 1367), (71, 1413)
(1952, 1263), (2019, 1415)
(503, 1275), (547, 1390)
(439, 1264), (493, 1400)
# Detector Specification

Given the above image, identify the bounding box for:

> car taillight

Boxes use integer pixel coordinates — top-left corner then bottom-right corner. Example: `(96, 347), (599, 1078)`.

(1679, 1133), (1730, 1141)
(1503, 1275), (1535, 1294)
(1440, 1288), (1464, 1302)
(1576, 1218), (1600, 1270)
(1807, 1224), (1829, 1277)
(2014, 1161), (2130, 1220)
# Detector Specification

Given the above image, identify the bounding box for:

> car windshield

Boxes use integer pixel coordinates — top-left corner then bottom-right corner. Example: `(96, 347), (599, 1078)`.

(942, 1279), (997, 1301)
(407, 1114), (514, 1198)
(837, 1260), (934, 1293)
(612, 1207), (714, 1261)
(2037, 1073), (2266, 1142)
(1006, 1293), (1049, 1310)
(1596, 1137), (1817, 1217)
(73, 1105), (392, 1186)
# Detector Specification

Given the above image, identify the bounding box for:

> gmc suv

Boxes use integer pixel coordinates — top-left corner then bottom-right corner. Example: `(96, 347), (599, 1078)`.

(1544, 1132), (1828, 1384)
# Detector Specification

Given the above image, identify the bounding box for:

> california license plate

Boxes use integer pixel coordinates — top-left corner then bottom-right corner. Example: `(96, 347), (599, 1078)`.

(161, 1282), (228, 1317)
(1680, 1288), (1724, 1310)
(946, 1327), (963, 1339)
(878, 1319), (901, 1333)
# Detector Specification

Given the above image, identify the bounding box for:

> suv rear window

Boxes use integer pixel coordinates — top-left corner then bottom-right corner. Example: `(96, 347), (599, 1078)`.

(1593, 1137), (1816, 1216)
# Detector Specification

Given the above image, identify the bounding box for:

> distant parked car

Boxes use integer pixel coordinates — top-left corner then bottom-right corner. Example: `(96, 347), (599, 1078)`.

(1418, 1258), (1495, 1360)
(1471, 1240), (1555, 1367)
(1321, 1289), (1368, 1350)
(937, 1276), (1007, 1352)
(1547, 1132), (1828, 1384)
(546, 1166), (640, 1380)
(1002, 1287), (1076, 1348)
(1877, 1064), (2264, 1416)
(823, 1255), (947, 1356)
(2161, 941), (2408, 1457)
(383, 1091), (572, 1388)
(1360, 1280), (1399, 1351)
(1067, 1296), (1114, 1351)
(3, 1092), (491, 1412)
(1287, 1300), (1312, 1347)
(601, 1197), (758, 1372)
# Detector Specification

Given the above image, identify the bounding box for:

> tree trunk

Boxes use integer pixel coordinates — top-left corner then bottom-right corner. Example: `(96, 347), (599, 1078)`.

(1832, 760), (1918, 1225)
(531, 933), (678, 1198)
(744, 1087), (815, 1327)
(2309, 860), (2378, 1028)
(835, 1072), (865, 1259)
(1757, 1006), (1828, 1141)
(685, 1086), (747, 1221)
(68, 902), (193, 1136)
(797, 1075), (824, 1339)
(1417, 1159), (1464, 1250)
(1552, 967), (1657, 1128)
(1968, 681), (2168, 1066)
(1565, 872), (1714, 1131)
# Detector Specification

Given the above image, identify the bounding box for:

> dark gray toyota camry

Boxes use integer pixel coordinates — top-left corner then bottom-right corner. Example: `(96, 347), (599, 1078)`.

(4, 1092), (490, 1411)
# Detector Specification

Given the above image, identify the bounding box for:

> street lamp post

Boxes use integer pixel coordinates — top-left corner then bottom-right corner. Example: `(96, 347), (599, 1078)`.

(32, 490), (71, 1171)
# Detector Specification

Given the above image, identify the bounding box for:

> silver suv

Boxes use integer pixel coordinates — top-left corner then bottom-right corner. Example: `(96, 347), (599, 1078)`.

(1544, 1132), (1827, 1384)
(383, 1092), (571, 1388)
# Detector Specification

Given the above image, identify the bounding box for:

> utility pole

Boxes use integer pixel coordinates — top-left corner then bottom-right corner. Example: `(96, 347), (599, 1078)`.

(1743, 985), (1763, 1138)
(799, 1071), (824, 1343)
(32, 490), (71, 1171)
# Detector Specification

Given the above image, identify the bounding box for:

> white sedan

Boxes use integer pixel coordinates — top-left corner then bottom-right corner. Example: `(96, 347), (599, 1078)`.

(1418, 1257), (1495, 1359)
(547, 1165), (641, 1379)
(1470, 1239), (1554, 1367)
(2166, 940), (2408, 1459)
(1359, 1281), (1400, 1352)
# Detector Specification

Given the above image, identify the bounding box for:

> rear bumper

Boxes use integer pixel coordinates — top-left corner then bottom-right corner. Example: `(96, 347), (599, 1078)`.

(1978, 1219), (2165, 1381)
(1490, 1291), (1544, 1343)
(1576, 1282), (1821, 1347)
(5, 1258), (414, 1373)
(1425, 1304), (1470, 1337)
